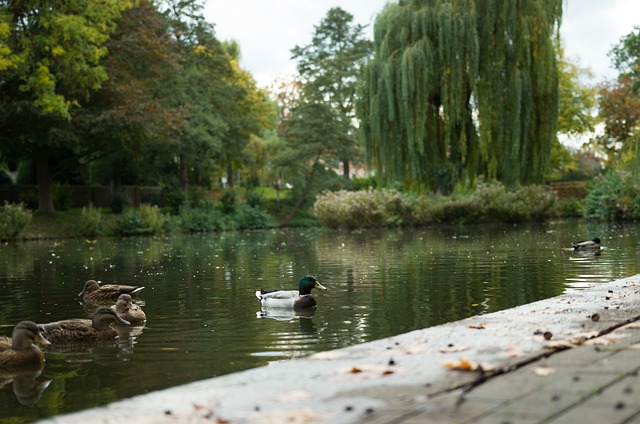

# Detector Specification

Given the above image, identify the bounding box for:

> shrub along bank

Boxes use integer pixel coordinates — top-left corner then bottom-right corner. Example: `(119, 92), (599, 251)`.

(1, 175), (627, 240)
(313, 183), (561, 229)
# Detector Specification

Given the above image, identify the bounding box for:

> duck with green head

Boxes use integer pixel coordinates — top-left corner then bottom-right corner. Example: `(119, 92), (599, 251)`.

(256, 275), (327, 309)
(38, 307), (130, 342)
(572, 237), (601, 251)
(0, 321), (51, 368)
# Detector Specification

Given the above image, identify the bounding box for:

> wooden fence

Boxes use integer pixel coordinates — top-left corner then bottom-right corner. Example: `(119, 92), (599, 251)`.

(0, 185), (163, 209)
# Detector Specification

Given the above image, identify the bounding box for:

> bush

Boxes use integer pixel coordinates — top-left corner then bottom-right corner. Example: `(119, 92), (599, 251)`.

(582, 171), (640, 220)
(114, 208), (153, 236)
(179, 203), (225, 232)
(162, 186), (186, 214)
(234, 204), (275, 230)
(220, 189), (237, 214)
(52, 182), (72, 211)
(557, 198), (582, 217)
(79, 204), (102, 237)
(139, 204), (167, 234)
(314, 188), (412, 229)
(110, 193), (130, 214)
(314, 183), (558, 229)
(246, 189), (263, 208)
(0, 202), (32, 240)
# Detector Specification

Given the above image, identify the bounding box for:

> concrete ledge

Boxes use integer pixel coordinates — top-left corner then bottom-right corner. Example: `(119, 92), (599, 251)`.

(38, 275), (640, 424)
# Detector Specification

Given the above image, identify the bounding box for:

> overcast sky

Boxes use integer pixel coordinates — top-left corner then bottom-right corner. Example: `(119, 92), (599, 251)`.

(203, 1), (640, 87)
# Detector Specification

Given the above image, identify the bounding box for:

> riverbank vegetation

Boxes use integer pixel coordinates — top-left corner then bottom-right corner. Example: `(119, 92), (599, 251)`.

(1, 2), (640, 240)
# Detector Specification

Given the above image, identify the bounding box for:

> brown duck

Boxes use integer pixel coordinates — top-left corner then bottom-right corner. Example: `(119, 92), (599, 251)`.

(0, 321), (51, 368)
(112, 294), (147, 324)
(78, 279), (145, 301)
(38, 307), (130, 342)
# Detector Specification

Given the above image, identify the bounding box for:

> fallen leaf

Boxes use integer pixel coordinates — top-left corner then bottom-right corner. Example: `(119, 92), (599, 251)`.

(468, 322), (487, 329)
(443, 358), (478, 371)
(350, 367), (363, 373)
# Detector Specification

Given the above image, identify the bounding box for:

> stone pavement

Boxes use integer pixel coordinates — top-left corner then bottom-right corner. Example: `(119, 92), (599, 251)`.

(38, 275), (640, 424)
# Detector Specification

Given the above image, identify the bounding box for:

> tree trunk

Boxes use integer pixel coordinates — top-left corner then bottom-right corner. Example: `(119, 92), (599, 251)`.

(36, 151), (55, 215)
(179, 153), (188, 194)
(226, 164), (234, 188)
(283, 160), (319, 226)
(342, 159), (350, 179)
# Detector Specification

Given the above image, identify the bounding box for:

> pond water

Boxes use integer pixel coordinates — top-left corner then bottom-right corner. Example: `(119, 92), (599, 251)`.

(1, 219), (639, 422)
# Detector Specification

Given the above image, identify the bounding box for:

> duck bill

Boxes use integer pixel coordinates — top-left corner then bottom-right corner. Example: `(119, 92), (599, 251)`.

(77, 290), (85, 297)
(314, 282), (327, 290)
(36, 332), (51, 347)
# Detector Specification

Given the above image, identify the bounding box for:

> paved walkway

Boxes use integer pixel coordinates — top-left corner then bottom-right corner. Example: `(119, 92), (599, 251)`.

(38, 275), (640, 424)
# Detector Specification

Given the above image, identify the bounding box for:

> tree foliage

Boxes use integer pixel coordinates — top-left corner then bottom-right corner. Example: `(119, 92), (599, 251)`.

(0, 0), (133, 119)
(359, 0), (562, 192)
(291, 7), (373, 178)
(591, 27), (640, 170)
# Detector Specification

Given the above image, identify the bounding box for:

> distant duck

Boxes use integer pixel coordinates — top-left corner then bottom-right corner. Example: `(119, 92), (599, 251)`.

(112, 294), (146, 324)
(78, 279), (145, 301)
(572, 237), (602, 251)
(0, 321), (50, 368)
(256, 275), (327, 309)
(38, 307), (130, 342)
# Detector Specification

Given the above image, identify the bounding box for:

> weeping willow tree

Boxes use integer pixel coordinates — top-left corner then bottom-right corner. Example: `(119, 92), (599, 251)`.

(359, 0), (562, 191)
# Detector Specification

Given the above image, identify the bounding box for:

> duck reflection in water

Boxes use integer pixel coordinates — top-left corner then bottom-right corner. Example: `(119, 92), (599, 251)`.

(256, 309), (317, 333)
(0, 365), (52, 406)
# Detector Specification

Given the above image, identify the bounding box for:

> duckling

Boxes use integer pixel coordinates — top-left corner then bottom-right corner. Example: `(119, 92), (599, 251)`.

(0, 321), (50, 368)
(78, 279), (145, 301)
(256, 275), (327, 309)
(38, 307), (130, 342)
(112, 294), (146, 324)
(572, 237), (602, 251)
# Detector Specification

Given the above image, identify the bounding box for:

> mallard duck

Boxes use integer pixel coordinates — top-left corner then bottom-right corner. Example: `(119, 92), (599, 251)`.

(256, 275), (327, 309)
(112, 294), (146, 324)
(572, 237), (601, 251)
(0, 321), (50, 368)
(78, 279), (145, 301)
(38, 307), (130, 342)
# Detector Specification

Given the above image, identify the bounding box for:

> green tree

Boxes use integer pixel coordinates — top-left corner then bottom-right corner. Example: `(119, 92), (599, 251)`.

(0, 0), (133, 213)
(591, 27), (640, 170)
(610, 26), (640, 90)
(359, 0), (562, 192)
(291, 7), (373, 179)
(547, 48), (598, 181)
(557, 49), (598, 138)
(76, 0), (184, 189)
(276, 98), (345, 224)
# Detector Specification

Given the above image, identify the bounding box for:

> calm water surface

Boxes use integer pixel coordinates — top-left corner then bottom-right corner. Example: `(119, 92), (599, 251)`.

(1, 219), (640, 422)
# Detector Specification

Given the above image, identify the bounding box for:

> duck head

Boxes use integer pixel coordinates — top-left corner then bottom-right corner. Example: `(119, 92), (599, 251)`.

(298, 275), (327, 295)
(12, 321), (50, 349)
(78, 280), (100, 297)
(92, 307), (130, 330)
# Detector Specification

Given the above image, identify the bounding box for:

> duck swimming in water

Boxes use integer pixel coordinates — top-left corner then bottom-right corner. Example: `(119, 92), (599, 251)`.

(38, 307), (130, 342)
(0, 321), (50, 368)
(572, 237), (601, 251)
(256, 275), (327, 309)
(112, 294), (146, 324)
(78, 280), (145, 301)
